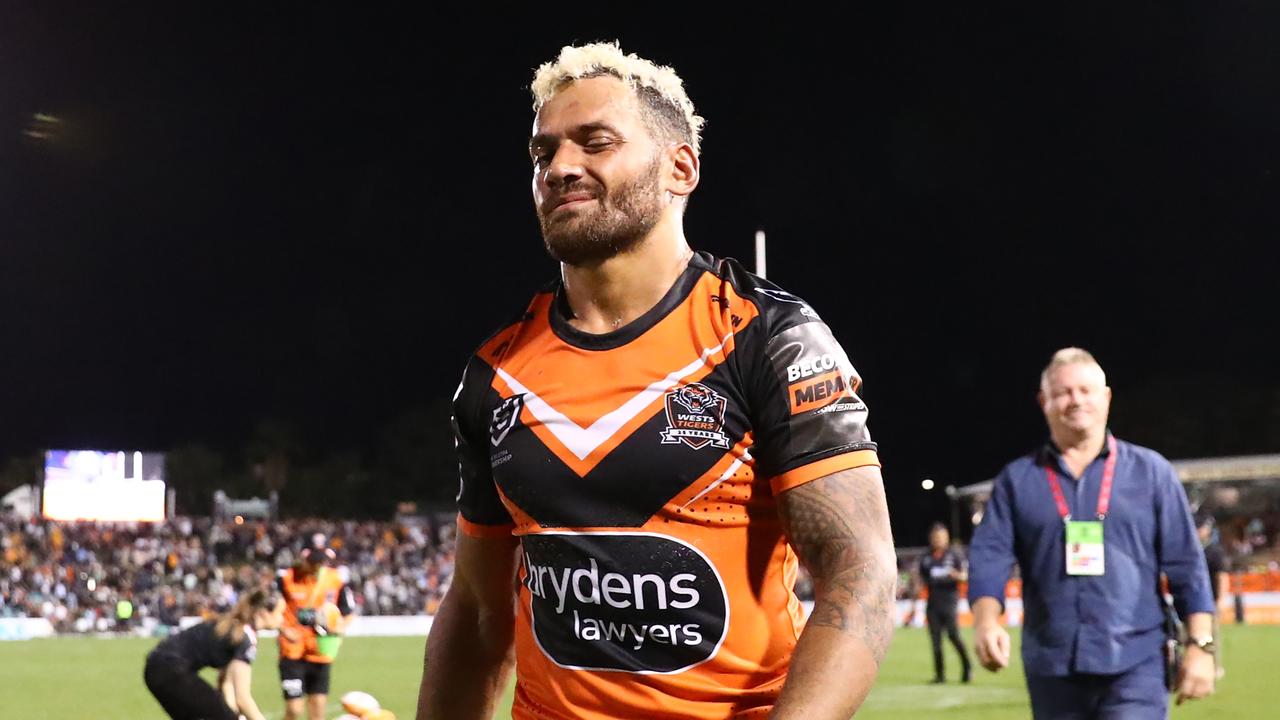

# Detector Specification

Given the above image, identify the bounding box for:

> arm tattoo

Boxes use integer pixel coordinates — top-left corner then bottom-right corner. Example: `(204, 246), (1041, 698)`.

(779, 467), (896, 663)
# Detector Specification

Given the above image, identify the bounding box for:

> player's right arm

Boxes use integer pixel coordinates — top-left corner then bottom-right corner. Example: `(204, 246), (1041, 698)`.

(909, 556), (924, 598)
(415, 531), (519, 720)
(967, 468), (1017, 671)
(416, 356), (520, 720)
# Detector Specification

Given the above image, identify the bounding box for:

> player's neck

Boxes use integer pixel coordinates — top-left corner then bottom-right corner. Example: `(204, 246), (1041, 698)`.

(560, 219), (693, 335)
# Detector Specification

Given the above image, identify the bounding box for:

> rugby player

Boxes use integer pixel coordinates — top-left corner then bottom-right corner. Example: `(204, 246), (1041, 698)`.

(415, 41), (896, 719)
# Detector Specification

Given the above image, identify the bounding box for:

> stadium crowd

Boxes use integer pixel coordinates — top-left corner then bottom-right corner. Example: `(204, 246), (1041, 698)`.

(0, 514), (458, 633)
(3, 510), (1279, 634)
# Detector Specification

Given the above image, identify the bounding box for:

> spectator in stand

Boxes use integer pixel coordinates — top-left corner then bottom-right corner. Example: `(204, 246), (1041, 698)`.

(0, 514), (459, 632)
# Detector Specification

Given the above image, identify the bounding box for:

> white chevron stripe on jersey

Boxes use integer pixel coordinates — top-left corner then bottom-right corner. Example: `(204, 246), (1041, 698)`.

(494, 331), (735, 462)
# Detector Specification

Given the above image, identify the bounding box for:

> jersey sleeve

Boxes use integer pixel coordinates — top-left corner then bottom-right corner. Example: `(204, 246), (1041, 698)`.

(453, 356), (516, 537)
(746, 310), (879, 494)
(232, 629), (258, 664)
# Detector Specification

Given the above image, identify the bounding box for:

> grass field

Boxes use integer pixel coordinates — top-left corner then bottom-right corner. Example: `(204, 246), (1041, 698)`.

(2, 625), (1273, 719)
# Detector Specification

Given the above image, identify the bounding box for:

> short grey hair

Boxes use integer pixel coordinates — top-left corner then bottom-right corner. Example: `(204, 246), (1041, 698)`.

(1040, 347), (1107, 390)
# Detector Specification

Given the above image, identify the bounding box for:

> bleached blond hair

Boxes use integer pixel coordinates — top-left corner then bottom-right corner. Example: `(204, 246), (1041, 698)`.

(531, 41), (705, 155)
(1040, 347), (1107, 391)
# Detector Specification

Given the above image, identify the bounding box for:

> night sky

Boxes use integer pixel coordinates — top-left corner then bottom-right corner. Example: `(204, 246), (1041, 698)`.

(3, 6), (1278, 541)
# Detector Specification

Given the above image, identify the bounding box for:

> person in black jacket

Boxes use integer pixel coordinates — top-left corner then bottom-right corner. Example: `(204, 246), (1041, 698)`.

(917, 523), (972, 683)
(143, 586), (284, 720)
(1197, 513), (1231, 678)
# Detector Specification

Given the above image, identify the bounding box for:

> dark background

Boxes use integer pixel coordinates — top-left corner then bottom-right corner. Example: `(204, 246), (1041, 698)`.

(2, 5), (1278, 542)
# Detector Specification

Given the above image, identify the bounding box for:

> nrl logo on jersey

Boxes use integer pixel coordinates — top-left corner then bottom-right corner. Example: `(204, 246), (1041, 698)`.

(660, 382), (731, 450)
(490, 394), (524, 447)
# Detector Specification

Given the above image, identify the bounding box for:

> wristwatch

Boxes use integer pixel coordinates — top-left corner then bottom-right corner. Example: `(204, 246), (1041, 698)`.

(1185, 635), (1216, 655)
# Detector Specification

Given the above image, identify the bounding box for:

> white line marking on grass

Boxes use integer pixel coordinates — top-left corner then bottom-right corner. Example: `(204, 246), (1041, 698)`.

(863, 685), (1025, 711)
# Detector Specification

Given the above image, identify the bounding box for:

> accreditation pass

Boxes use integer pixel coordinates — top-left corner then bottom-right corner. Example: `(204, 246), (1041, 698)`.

(1065, 520), (1104, 576)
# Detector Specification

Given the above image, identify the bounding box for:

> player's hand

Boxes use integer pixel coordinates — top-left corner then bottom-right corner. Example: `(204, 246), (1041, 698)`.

(1175, 647), (1215, 705)
(973, 621), (1011, 672)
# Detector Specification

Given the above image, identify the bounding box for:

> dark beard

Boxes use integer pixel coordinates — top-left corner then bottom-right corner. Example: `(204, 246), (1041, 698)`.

(539, 155), (664, 266)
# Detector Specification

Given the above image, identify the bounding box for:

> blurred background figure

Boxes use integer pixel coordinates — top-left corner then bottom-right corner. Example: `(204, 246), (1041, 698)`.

(1197, 512), (1230, 678)
(143, 587), (283, 720)
(276, 534), (355, 720)
(915, 522), (972, 683)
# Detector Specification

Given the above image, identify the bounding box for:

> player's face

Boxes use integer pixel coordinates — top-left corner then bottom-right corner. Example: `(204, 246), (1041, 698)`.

(1040, 362), (1111, 437)
(530, 76), (667, 266)
(930, 528), (949, 550)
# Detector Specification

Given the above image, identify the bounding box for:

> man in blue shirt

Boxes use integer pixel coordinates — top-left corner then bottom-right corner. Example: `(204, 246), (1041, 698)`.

(968, 348), (1216, 719)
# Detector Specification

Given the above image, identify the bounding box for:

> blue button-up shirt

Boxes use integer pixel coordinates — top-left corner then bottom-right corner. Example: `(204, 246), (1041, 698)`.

(967, 435), (1214, 676)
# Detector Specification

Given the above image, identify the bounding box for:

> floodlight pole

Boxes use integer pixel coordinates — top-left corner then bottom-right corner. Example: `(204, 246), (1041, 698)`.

(755, 230), (767, 279)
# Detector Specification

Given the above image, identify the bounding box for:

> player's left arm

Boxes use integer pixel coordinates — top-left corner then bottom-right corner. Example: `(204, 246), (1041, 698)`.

(771, 464), (896, 719)
(1153, 459), (1215, 703)
(227, 659), (269, 720)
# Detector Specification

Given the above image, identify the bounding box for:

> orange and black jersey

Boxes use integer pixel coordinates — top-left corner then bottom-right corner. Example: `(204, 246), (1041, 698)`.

(275, 567), (353, 663)
(453, 252), (880, 720)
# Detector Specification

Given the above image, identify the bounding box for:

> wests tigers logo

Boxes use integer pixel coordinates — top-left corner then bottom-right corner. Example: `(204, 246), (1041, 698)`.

(660, 383), (730, 450)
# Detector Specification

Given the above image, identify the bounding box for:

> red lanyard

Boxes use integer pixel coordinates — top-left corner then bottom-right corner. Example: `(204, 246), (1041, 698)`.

(1045, 435), (1118, 522)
